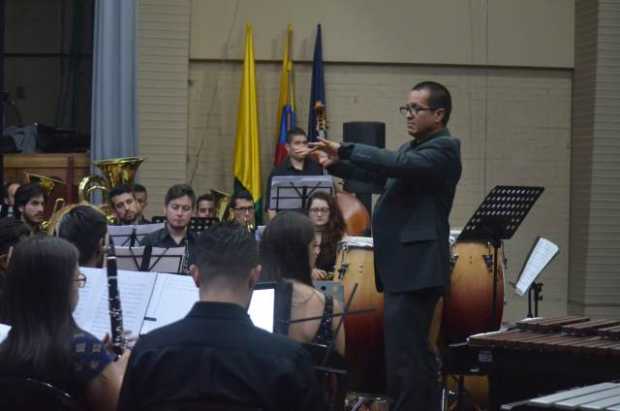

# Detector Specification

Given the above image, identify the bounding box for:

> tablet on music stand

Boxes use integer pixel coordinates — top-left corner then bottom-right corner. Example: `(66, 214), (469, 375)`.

(115, 246), (185, 274)
(248, 282), (277, 333)
(514, 237), (559, 297)
(270, 175), (334, 211)
(108, 223), (165, 247)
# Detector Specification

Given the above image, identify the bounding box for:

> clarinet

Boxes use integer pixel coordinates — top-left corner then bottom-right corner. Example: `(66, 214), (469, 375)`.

(106, 236), (126, 355)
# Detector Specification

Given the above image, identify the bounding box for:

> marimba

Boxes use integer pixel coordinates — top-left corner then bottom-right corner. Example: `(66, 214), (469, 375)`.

(466, 316), (620, 410)
(501, 381), (620, 410)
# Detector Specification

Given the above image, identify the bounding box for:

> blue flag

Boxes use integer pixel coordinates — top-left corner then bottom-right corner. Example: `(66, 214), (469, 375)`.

(307, 24), (326, 142)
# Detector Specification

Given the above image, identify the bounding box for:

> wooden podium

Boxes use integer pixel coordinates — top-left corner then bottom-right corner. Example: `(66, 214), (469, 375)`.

(3, 153), (90, 216)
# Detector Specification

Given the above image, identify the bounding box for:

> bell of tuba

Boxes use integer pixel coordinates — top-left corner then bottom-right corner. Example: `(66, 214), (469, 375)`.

(210, 189), (231, 222)
(25, 173), (66, 230)
(78, 157), (144, 202)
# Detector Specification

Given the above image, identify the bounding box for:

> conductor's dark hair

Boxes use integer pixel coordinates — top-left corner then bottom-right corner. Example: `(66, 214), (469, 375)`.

(286, 127), (307, 144)
(193, 222), (259, 284)
(165, 184), (196, 207)
(57, 205), (107, 266)
(412, 81), (452, 125)
(259, 211), (314, 285)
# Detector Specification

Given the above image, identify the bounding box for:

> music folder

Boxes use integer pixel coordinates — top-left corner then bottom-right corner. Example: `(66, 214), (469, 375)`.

(513, 237), (559, 296)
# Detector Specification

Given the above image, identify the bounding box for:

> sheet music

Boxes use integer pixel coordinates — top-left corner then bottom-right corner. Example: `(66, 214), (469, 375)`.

(73, 268), (158, 340)
(515, 237), (559, 296)
(141, 274), (276, 334)
(141, 273), (198, 334)
(107, 223), (165, 246)
(0, 323), (11, 343)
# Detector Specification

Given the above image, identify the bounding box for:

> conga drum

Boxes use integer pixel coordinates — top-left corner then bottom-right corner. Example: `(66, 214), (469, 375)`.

(442, 241), (505, 343)
(334, 236), (385, 393)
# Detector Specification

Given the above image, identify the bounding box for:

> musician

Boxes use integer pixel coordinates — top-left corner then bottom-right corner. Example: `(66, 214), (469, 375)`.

(57, 205), (108, 268)
(260, 211), (345, 356)
(310, 81), (462, 411)
(118, 222), (325, 411)
(306, 191), (346, 278)
(0, 236), (128, 411)
(13, 183), (46, 233)
(265, 127), (324, 219)
(108, 184), (140, 225)
(140, 184), (197, 271)
(0, 217), (30, 321)
(229, 190), (256, 228)
(132, 183), (151, 224)
(196, 192), (216, 218)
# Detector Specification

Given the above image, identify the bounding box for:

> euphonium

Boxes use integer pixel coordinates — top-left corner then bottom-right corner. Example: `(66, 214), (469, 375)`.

(25, 173), (66, 231)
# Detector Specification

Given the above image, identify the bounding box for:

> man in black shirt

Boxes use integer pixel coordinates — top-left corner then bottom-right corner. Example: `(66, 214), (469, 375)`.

(141, 184), (197, 273)
(266, 127), (323, 219)
(118, 222), (326, 411)
(14, 183), (46, 233)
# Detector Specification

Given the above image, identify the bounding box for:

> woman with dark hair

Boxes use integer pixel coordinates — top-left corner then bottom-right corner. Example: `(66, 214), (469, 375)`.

(0, 236), (128, 411)
(260, 211), (345, 355)
(306, 191), (346, 279)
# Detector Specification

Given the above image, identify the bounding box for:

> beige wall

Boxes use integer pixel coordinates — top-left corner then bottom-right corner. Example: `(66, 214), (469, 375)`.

(140, 0), (575, 321)
(190, 0), (574, 68)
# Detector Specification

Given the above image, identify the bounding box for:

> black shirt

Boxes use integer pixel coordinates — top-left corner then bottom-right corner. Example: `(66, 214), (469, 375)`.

(140, 225), (197, 272)
(265, 157), (324, 210)
(118, 302), (326, 411)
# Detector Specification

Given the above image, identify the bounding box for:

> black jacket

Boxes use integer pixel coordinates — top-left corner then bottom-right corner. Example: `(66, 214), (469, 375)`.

(329, 128), (461, 292)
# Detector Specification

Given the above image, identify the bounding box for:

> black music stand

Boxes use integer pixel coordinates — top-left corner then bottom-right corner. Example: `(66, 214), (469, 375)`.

(270, 175), (334, 212)
(114, 246), (185, 273)
(151, 216), (217, 233)
(458, 185), (544, 328)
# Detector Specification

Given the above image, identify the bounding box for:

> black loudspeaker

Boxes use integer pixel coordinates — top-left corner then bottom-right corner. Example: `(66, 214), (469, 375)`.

(342, 122), (385, 195)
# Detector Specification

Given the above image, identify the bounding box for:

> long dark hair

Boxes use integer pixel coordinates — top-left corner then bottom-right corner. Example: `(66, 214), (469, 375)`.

(260, 211), (315, 286)
(307, 191), (346, 271)
(0, 236), (79, 382)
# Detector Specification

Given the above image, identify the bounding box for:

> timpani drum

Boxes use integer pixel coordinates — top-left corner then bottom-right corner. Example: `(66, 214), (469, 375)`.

(334, 236), (385, 394)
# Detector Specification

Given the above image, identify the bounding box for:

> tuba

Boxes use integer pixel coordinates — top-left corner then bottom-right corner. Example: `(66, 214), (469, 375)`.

(25, 173), (66, 231)
(78, 157), (144, 221)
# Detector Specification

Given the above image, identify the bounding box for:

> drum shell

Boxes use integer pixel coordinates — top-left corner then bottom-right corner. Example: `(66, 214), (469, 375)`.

(334, 242), (385, 393)
(442, 241), (504, 342)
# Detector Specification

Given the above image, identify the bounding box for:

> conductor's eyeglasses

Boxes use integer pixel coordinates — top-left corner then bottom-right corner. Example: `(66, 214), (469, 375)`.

(399, 104), (436, 116)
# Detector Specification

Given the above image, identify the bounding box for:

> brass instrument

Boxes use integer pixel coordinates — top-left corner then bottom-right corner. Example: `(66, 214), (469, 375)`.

(78, 157), (144, 221)
(210, 188), (231, 221)
(45, 202), (105, 236)
(25, 173), (66, 231)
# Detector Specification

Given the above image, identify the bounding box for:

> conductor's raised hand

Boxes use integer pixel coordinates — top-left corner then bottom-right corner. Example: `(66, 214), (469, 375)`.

(309, 137), (341, 157)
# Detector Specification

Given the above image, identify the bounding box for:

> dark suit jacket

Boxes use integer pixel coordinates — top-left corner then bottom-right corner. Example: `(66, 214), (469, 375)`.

(329, 128), (461, 292)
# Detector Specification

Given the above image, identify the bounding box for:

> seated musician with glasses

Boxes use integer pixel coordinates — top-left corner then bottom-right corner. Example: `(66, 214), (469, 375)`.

(228, 190), (256, 229)
(260, 212), (345, 356)
(140, 184), (197, 273)
(306, 191), (347, 280)
(0, 236), (129, 411)
(118, 222), (325, 411)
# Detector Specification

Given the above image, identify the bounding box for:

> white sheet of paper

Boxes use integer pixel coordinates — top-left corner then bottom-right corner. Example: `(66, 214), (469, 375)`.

(140, 273), (198, 334)
(0, 323), (11, 343)
(73, 267), (158, 340)
(140, 274), (275, 334)
(515, 237), (559, 296)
